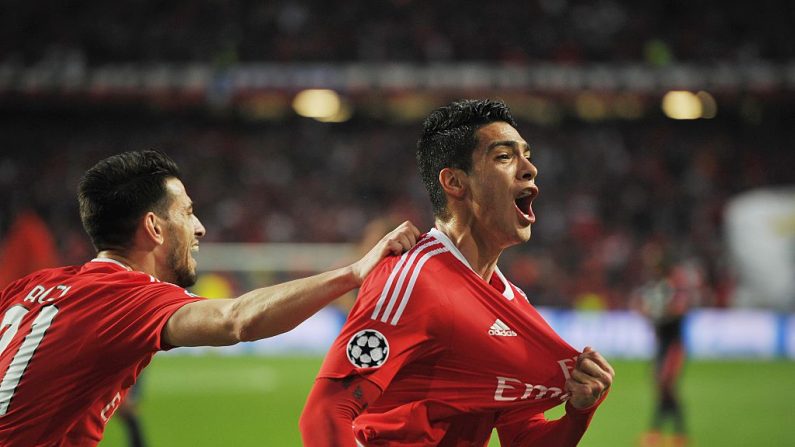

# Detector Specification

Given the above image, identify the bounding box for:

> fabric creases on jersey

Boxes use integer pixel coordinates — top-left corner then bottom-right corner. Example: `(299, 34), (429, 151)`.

(0, 260), (202, 447)
(317, 229), (587, 446)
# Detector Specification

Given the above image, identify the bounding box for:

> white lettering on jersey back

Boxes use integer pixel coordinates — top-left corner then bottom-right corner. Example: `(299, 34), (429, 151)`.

(488, 319), (517, 337)
(370, 238), (448, 326)
(22, 284), (70, 304)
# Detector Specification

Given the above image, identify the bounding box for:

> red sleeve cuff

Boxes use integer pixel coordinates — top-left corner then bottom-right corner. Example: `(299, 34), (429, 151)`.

(564, 390), (609, 417)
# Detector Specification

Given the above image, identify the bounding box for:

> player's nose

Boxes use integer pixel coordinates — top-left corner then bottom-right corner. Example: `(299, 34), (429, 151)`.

(518, 157), (537, 181)
(193, 215), (206, 238)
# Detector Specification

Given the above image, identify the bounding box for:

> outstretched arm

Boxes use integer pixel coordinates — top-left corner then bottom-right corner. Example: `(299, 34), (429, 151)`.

(299, 376), (382, 447)
(497, 347), (614, 446)
(162, 221), (421, 347)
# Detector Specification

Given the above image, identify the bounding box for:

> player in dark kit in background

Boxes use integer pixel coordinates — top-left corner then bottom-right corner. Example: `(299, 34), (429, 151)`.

(300, 99), (615, 446)
(0, 150), (421, 446)
(634, 258), (700, 447)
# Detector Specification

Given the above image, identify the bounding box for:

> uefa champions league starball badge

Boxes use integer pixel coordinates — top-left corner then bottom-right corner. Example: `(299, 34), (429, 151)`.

(346, 329), (389, 368)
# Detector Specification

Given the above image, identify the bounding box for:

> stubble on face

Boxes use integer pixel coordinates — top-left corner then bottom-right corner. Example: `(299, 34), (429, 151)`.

(162, 178), (199, 288)
(166, 224), (198, 288)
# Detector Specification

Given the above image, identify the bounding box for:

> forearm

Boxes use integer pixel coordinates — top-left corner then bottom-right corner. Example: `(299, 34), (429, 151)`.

(500, 401), (603, 447)
(164, 220), (421, 348)
(165, 266), (359, 347)
(300, 377), (381, 447)
(230, 266), (359, 341)
(529, 404), (594, 446)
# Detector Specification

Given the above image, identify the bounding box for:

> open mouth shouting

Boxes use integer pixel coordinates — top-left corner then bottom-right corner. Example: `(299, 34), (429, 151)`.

(514, 186), (538, 224)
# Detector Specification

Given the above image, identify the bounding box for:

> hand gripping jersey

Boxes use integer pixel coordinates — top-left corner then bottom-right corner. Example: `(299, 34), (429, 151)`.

(0, 258), (202, 446)
(318, 229), (586, 446)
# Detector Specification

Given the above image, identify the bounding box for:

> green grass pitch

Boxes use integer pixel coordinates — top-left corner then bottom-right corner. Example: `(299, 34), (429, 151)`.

(98, 355), (794, 446)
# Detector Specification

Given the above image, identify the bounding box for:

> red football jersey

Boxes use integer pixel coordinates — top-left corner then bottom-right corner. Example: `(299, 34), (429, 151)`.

(318, 229), (584, 446)
(0, 258), (202, 446)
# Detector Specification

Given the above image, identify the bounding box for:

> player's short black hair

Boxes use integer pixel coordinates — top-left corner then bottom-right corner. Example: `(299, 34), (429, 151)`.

(78, 150), (180, 251)
(416, 99), (518, 220)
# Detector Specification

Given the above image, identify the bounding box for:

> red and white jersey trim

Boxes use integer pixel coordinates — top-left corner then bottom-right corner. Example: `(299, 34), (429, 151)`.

(371, 238), (448, 326)
(428, 228), (515, 301)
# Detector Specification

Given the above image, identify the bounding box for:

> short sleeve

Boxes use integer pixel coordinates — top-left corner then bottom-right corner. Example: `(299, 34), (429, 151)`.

(96, 279), (203, 356)
(318, 250), (450, 391)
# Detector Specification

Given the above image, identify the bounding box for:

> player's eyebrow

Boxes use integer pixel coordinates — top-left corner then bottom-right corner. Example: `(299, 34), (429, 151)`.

(487, 140), (531, 155)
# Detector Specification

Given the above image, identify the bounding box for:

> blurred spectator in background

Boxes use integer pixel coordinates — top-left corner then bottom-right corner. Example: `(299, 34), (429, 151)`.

(1, 1), (791, 65)
(632, 246), (704, 447)
(0, 1), (792, 314)
(0, 209), (59, 288)
(1, 110), (791, 311)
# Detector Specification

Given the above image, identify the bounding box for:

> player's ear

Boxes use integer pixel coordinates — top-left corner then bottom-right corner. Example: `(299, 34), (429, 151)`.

(142, 212), (165, 246)
(439, 167), (467, 200)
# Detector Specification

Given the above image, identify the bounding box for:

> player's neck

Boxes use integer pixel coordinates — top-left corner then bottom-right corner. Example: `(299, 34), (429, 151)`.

(435, 220), (502, 281)
(95, 250), (151, 276)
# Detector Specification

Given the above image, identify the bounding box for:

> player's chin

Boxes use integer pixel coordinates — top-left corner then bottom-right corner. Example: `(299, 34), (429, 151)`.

(178, 256), (199, 287)
(515, 226), (532, 243)
(177, 267), (198, 288)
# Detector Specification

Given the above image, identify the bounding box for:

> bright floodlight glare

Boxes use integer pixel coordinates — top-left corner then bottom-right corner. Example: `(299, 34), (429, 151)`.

(662, 91), (702, 120)
(292, 89), (341, 119)
(317, 102), (353, 123)
(697, 91), (718, 119)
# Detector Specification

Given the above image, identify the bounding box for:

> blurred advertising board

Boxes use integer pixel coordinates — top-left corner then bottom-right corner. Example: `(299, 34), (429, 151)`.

(168, 307), (794, 360)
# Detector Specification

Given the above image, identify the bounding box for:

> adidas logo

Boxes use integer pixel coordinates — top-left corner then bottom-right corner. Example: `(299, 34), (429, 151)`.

(488, 319), (517, 337)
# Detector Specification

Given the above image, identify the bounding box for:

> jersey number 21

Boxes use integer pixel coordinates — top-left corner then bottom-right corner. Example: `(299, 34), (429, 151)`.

(0, 305), (59, 415)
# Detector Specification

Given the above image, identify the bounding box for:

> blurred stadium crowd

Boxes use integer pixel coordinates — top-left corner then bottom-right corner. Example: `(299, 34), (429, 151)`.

(0, 0), (792, 311)
(1, 0), (792, 66)
(1, 107), (792, 310)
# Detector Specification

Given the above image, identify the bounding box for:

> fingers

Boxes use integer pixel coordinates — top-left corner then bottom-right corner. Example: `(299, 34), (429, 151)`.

(567, 367), (610, 394)
(395, 233), (413, 253)
(383, 221), (420, 254)
(350, 221), (422, 284)
(578, 348), (615, 380)
(386, 240), (404, 256)
(408, 221), (422, 239)
(577, 359), (612, 385)
(565, 373), (607, 409)
(566, 377), (602, 400)
(567, 348), (615, 409)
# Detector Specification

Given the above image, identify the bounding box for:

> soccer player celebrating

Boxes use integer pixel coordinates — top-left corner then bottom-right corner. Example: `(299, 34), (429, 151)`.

(300, 99), (615, 446)
(0, 150), (421, 446)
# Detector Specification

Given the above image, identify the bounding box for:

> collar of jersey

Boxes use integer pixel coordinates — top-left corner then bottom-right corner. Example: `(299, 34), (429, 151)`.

(428, 228), (514, 300)
(90, 257), (133, 271)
